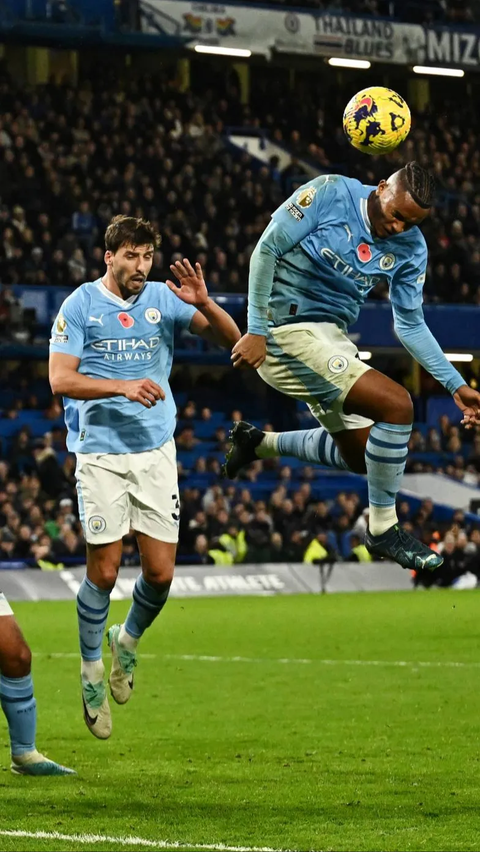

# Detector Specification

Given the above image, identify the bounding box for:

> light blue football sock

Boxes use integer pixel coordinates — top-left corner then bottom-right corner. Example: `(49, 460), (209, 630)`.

(77, 577), (111, 662)
(124, 575), (170, 640)
(365, 422), (412, 536)
(277, 427), (351, 470)
(0, 674), (36, 756)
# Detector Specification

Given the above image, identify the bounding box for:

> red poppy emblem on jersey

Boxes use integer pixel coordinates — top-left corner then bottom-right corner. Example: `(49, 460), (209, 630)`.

(357, 243), (372, 262)
(117, 312), (134, 328)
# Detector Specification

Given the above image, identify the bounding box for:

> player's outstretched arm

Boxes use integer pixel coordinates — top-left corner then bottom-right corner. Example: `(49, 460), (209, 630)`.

(49, 352), (165, 408)
(167, 259), (241, 349)
(393, 303), (480, 428)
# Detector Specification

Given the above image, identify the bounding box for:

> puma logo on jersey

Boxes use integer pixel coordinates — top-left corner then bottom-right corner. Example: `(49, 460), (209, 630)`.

(89, 314), (104, 325)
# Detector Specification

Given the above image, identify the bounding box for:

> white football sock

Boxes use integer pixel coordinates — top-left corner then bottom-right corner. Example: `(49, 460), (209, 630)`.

(255, 431), (279, 459)
(81, 659), (105, 684)
(119, 623), (139, 651)
(368, 505), (398, 537)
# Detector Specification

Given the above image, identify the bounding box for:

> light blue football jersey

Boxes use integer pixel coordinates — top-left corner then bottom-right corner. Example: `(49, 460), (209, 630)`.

(49, 279), (196, 454)
(266, 173), (427, 331)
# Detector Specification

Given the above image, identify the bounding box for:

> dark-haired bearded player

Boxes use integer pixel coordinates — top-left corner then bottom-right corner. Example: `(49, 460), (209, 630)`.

(224, 162), (480, 570)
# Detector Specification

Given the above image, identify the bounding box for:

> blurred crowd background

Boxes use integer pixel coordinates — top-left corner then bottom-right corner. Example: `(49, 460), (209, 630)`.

(1, 65), (480, 308)
(261, 0), (478, 23)
(1, 373), (480, 590)
(0, 24), (480, 587)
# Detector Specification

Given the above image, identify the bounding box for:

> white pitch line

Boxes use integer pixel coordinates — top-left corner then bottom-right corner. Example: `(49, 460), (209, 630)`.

(34, 652), (480, 669)
(0, 830), (296, 852)
(35, 652), (157, 659)
(164, 654), (480, 669)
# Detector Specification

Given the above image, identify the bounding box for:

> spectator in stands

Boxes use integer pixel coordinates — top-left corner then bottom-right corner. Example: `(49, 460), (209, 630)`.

(0, 65), (478, 304)
(304, 532), (335, 566)
(175, 426), (200, 451)
(51, 527), (86, 560)
(267, 531), (290, 562)
(348, 534), (372, 562)
(31, 438), (65, 498)
(0, 530), (16, 562)
(206, 537), (234, 565)
(30, 534), (62, 570)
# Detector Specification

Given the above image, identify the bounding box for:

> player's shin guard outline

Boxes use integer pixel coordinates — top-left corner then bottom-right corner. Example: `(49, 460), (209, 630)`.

(277, 427), (351, 470)
(365, 422), (411, 536)
(0, 674), (36, 756)
(124, 575), (170, 640)
(77, 577), (111, 662)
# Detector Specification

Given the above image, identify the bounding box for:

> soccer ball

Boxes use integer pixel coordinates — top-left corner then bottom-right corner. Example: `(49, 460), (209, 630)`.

(343, 86), (411, 155)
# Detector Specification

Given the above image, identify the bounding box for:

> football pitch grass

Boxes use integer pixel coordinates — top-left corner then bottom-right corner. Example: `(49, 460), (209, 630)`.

(2, 591), (480, 852)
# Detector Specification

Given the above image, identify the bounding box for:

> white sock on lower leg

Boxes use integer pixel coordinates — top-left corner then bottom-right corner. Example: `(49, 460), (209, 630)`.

(81, 659), (105, 684)
(119, 623), (138, 651)
(368, 505), (398, 537)
(12, 749), (42, 765)
(256, 431), (279, 459)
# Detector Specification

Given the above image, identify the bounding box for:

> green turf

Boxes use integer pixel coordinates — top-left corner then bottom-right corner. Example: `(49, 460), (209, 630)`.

(2, 591), (480, 852)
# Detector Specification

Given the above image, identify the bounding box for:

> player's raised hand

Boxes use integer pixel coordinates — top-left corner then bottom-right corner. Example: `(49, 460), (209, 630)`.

(231, 333), (267, 370)
(121, 378), (165, 408)
(454, 385), (480, 428)
(167, 259), (209, 308)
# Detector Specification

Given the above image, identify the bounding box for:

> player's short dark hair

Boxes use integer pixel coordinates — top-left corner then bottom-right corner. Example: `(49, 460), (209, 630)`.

(400, 161), (435, 209)
(104, 215), (161, 253)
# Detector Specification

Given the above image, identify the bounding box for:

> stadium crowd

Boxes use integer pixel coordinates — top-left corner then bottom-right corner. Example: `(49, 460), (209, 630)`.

(0, 66), (480, 307)
(260, 0), (477, 24)
(39, 0), (479, 24)
(0, 61), (479, 584)
(0, 374), (479, 589)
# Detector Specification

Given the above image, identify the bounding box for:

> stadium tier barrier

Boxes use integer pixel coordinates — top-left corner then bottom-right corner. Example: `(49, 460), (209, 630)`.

(7, 287), (480, 352)
(0, 563), (412, 600)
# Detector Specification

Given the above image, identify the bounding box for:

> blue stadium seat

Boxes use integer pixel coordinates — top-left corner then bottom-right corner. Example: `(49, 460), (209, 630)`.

(426, 396), (462, 427)
(0, 421), (26, 438)
(326, 530), (339, 554)
(409, 451), (456, 465)
(173, 392), (188, 408)
(339, 531), (353, 559)
(195, 441), (218, 453)
(191, 419), (228, 438)
(412, 422), (428, 436)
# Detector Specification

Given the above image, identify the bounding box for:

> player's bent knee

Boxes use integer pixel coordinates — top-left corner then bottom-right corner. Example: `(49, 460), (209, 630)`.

(137, 534), (176, 587)
(397, 388), (414, 422)
(95, 567), (118, 591)
(142, 566), (174, 588)
(16, 641), (32, 674)
(1, 640), (32, 678)
(384, 386), (413, 424)
(86, 561), (119, 591)
(87, 543), (122, 590)
(142, 553), (175, 588)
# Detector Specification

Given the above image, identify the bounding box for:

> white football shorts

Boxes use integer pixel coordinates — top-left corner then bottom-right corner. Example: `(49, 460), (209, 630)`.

(75, 438), (180, 545)
(0, 592), (14, 617)
(258, 321), (374, 434)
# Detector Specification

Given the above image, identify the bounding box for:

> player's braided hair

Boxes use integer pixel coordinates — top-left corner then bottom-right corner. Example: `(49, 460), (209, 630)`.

(402, 161), (435, 209)
(105, 215), (161, 253)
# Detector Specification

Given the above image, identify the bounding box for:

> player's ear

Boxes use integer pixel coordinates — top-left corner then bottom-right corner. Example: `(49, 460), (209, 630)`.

(377, 179), (387, 195)
(104, 250), (113, 267)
